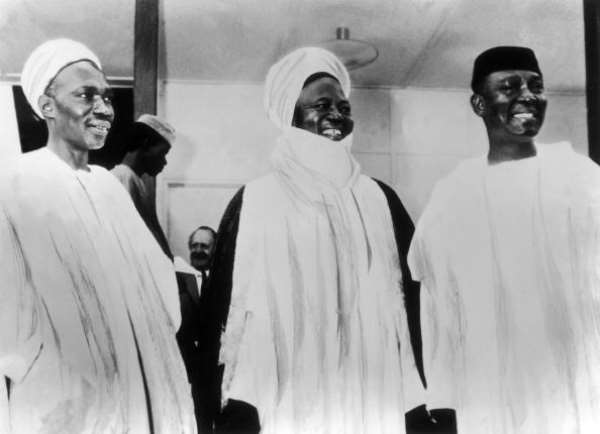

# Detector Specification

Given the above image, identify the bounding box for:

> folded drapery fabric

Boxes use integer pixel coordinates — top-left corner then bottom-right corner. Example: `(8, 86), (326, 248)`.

(219, 129), (423, 432)
(0, 148), (195, 433)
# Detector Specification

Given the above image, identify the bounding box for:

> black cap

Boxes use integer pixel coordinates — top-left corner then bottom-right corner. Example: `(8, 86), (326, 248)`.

(471, 46), (542, 92)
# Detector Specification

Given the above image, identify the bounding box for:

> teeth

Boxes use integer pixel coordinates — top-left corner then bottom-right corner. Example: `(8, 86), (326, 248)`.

(322, 128), (341, 137)
(513, 113), (534, 119)
(90, 124), (110, 132)
(89, 125), (109, 135)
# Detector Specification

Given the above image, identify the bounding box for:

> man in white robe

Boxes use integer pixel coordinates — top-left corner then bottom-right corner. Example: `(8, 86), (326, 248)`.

(0, 39), (196, 433)
(203, 47), (426, 434)
(408, 46), (600, 433)
(112, 114), (175, 258)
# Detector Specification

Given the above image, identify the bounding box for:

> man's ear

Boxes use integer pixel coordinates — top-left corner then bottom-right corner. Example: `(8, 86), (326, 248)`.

(470, 94), (486, 118)
(37, 94), (55, 119)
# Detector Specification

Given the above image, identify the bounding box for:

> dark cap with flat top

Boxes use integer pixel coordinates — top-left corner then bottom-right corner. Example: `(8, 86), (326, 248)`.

(471, 46), (542, 92)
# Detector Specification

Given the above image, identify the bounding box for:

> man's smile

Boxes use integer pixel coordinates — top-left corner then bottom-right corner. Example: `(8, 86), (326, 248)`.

(87, 120), (111, 136)
(321, 127), (342, 140)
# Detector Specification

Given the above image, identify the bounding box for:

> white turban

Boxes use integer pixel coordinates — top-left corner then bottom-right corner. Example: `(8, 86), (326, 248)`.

(21, 38), (102, 119)
(264, 47), (350, 130)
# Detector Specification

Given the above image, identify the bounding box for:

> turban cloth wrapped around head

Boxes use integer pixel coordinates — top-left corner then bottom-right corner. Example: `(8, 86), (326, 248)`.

(21, 38), (102, 118)
(471, 45), (542, 92)
(264, 46), (351, 130)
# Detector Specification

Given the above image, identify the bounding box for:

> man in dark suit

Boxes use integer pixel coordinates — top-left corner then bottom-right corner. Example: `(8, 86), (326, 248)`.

(174, 226), (217, 433)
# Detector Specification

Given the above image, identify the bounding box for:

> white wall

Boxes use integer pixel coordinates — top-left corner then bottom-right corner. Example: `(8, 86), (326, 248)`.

(158, 82), (272, 259)
(158, 81), (588, 258)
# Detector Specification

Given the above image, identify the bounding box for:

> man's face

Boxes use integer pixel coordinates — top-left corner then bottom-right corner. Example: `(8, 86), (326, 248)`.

(46, 61), (114, 151)
(293, 76), (354, 141)
(142, 138), (171, 176)
(475, 70), (546, 138)
(189, 229), (216, 272)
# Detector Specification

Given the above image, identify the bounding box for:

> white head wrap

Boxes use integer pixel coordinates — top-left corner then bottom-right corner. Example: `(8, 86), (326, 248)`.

(21, 38), (102, 119)
(137, 114), (176, 144)
(264, 47), (350, 130)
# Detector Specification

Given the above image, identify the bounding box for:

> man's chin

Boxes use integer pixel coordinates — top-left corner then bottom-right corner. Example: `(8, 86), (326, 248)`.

(506, 124), (542, 138)
(191, 260), (206, 270)
(513, 127), (541, 137)
(86, 140), (106, 151)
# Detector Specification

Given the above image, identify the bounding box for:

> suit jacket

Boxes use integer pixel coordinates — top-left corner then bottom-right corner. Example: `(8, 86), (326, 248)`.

(176, 271), (203, 380)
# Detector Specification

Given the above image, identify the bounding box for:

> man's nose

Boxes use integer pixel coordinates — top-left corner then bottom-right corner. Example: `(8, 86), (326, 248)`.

(518, 84), (537, 102)
(93, 96), (114, 118)
(327, 105), (343, 121)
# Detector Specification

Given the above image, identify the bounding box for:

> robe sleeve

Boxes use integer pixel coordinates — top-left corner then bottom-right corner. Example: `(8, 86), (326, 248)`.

(202, 186), (245, 357)
(371, 181), (434, 426)
(0, 206), (42, 433)
(197, 186), (245, 424)
(408, 178), (466, 416)
(373, 179), (426, 388)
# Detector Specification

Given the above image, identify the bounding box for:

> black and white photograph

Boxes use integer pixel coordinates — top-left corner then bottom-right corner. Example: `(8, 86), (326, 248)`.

(0, 0), (598, 433)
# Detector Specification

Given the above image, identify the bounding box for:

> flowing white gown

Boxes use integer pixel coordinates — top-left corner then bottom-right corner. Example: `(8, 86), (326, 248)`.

(0, 148), (196, 433)
(409, 142), (600, 434)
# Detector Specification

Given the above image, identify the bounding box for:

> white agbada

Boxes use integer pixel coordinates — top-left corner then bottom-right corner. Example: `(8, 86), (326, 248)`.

(408, 142), (600, 434)
(219, 47), (422, 434)
(0, 148), (196, 433)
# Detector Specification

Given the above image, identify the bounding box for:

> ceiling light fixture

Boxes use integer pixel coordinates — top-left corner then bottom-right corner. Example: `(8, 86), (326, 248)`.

(319, 27), (379, 70)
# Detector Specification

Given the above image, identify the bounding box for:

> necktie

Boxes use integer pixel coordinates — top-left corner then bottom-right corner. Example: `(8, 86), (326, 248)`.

(200, 270), (208, 295)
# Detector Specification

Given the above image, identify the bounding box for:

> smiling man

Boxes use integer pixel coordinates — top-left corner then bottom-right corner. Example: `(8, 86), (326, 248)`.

(0, 39), (196, 433)
(408, 46), (600, 433)
(188, 226), (216, 275)
(202, 47), (425, 434)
